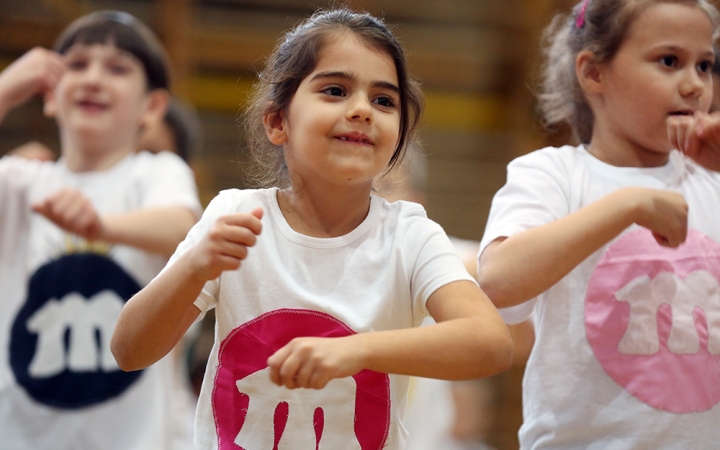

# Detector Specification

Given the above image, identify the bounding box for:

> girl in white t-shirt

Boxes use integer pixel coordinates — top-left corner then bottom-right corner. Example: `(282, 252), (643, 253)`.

(478, 1), (720, 449)
(112, 8), (513, 449)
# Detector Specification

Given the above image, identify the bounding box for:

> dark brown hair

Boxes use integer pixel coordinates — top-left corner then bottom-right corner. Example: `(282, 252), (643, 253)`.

(53, 10), (170, 91)
(243, 7), (424, 188)
(538, 0), (719, 144)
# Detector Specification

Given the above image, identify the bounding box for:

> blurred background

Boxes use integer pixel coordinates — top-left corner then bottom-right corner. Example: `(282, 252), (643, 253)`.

(0, 1), (574, 449)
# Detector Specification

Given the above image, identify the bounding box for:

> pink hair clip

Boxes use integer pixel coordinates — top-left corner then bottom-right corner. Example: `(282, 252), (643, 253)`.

(576, 0), (591, 28)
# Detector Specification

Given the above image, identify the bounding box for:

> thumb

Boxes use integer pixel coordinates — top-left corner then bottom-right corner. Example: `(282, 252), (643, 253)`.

(251, 207), (264, 220)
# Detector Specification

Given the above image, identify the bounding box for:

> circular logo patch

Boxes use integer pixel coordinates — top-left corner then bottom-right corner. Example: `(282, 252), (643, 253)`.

(10, 253), (142, 409)
(213, 308), (390, 449)
(585, 229), (720, 413)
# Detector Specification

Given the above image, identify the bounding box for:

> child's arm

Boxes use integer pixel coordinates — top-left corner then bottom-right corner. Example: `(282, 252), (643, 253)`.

(32, 187), (197, 256)
(267, 280), (513, 389)
(477, 187), (687, 309)
(0, 47), (65, 124)
(111, 208), (264, 371)
(668, 112), (720, 172)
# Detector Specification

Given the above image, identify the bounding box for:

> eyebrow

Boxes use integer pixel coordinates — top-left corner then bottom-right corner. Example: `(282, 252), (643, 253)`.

(652, 44), (714, 58)
(310, 70), (400, 94)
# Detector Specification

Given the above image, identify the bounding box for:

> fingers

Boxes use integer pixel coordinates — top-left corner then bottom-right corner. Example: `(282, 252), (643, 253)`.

(189, 209), (265, 280)
(32, 188), (102, 239)
(0, 48), (66, 110)
(667, 115), (696, 154)
(267, 339), (335, 390)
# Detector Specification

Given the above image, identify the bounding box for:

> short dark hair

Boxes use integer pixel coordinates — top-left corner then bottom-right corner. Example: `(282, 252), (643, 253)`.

(243, 7), (424, 188)
(53, 10), (170, 91)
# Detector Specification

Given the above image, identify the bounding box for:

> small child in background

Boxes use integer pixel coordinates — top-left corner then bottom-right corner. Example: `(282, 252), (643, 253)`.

(478, 0), (720, 448)
(0, 10), (201, 450)
(111, 8), (513, 449)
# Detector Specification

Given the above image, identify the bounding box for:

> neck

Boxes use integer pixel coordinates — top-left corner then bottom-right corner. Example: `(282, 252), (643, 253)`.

(587, 122), (670, 168)
(277, 181), (373, 238)
(60, 131), (135, 172)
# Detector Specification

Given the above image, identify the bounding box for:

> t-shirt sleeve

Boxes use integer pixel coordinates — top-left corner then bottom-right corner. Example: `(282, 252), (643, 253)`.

(478, 149), (572, 323)
(137, 151), (202, 218)
(162, 192), (231, 320)
(403, 209), (477, 321)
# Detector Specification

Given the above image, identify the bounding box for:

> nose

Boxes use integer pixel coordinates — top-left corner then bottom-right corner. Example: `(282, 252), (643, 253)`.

(79, 61), (103, 87)
(347, 94), (373, 123)
(679, 67), (706, 99)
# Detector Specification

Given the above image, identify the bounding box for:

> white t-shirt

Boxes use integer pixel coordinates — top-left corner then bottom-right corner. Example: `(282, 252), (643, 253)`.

(479, 145), (720, 449)
(165, 187), (476, 450)
(0, 152), (202, 450)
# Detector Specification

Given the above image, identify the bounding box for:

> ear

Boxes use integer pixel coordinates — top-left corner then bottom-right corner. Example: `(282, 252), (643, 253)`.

(139, 89), (170, 130)
(263, 107), (288, 145)
(43, 90), (56, 118)
(576, 49), (604, 95)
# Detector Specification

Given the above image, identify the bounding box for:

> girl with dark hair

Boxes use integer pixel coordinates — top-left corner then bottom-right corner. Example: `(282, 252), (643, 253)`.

(112, 8), (512, 450)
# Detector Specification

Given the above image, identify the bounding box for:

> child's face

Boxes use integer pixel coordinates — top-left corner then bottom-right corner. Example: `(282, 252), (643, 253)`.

(275, 33), (401, 189)
(594, 3), (714, 163)
(48, 43), (151, 147)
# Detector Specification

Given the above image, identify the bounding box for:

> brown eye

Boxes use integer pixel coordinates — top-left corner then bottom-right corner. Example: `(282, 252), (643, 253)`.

(660, 55), (677, 67)
(374, 96), (395, 108)
(322, 86), (344, 97)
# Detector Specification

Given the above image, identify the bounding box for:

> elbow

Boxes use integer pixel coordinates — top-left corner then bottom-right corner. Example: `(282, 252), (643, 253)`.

(456, 319), (514, 380)
(478, 324), (514, 378)
(477, 265), (514, 309)
(110, 334), (145, 372)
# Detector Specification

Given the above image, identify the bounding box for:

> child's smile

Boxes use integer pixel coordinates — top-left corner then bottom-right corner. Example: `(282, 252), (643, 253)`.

(48, 43), (150, 148)
(277, 33), (401, 190)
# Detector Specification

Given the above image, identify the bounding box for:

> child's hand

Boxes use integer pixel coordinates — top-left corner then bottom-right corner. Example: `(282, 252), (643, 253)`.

(0, 48), (65, 116)
(32, 188), (103, 240)
(628, 187), (688, 247)
(667, 112), (720, 172)
(267, 336), (364, 389)
(187, 208), (263, 281)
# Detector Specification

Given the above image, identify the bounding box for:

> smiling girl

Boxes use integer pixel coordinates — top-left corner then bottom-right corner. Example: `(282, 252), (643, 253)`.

(112, 8), (512, 450)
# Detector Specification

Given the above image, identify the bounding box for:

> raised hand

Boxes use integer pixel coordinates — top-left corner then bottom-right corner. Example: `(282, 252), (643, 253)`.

(0, 47), (65, 120)
(267, 335), (364, 390)
(186, 208), (263, 282)
(667, 112), (720, 172)
(32, 187), (103, 241)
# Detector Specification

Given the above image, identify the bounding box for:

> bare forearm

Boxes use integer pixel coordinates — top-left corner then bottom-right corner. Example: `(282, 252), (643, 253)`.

(352, 315), (512, 380)
(478, 189), (639, 308)
(111, 252), (203, 371)
(101, 207), (197, 256)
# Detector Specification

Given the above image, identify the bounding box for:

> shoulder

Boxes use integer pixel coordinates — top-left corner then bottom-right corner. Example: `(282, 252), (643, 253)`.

(372, 196), (447, 241)
(373, 196), (429, 226)
(507, 145), (582, 172)
(204, 188), (274, 216)
(129, 150), (191, 172)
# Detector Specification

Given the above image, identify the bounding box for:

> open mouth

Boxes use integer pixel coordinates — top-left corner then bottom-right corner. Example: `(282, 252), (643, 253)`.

(337, 135), (373, 145)
(668, 110), (694, 116)
(77, 100), (109, 112)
